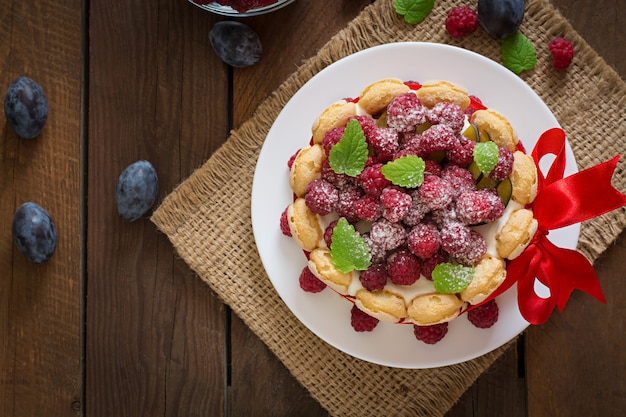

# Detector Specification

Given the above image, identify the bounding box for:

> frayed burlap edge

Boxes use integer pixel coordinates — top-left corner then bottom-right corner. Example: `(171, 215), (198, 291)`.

(151, 1), (626, 416)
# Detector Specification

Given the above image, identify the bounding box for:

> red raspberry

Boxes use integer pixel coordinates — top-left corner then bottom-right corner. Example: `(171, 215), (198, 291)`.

(441, 164), (476, 193)
(369, 127), (400, 163)
(380, 187), (412, 223)
(549, 37), (575, 70)
(359, 163), (392, 196)
(489, 146), (514, 181)
(418, 175), (455, 210)
(335, 187), (363, 223)
(322, 126), (345, 155)
(467, 299), (499, 328)
(413, 322), (448, 344)
(429, 204), (459, 226)
(445, 6), (479, 38)
(351, 305), (379, 332)
(446, 138), (476, 166)
(424, 159), (442, 177)
(420, 124), (459, 155)
(439, 221), (472, 257)
(427, 102), (465, 133)
(456, 189), (504, 225)
(408, 222), (441, 259)
(386, 249), (421, 285)
(349, 115), (378, 142)
(369, 219), (407, 252)
(299, 266), (327, 293)
(280, 206), (292, 237)
(321, 159), (354, 190)
(454, 230), (487, 266)
(353, 194), (383, 222)
(359, 264), (388, 291)
(386, 92), (427, 133)
(363, 233), (388, 264)
(403, 190), (431, 227)
(305, 179), (338, 215)
(421, 251), (444, 280)
(323, 219), (338, 247)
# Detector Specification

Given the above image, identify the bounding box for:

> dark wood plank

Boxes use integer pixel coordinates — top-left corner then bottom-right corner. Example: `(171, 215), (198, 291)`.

(86, 1), (229, 416)
(228, 1), (371, 416)
(0, 0), (83, 415)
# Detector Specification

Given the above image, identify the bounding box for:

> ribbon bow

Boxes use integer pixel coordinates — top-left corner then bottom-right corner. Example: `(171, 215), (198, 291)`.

(482, 128), (626, 324)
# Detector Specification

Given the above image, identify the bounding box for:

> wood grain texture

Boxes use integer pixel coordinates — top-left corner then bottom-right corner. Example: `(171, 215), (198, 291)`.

(0, 0), (82, 416)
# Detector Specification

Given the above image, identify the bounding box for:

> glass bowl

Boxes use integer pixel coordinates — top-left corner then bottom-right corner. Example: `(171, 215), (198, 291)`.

(188, 0), (296, 17)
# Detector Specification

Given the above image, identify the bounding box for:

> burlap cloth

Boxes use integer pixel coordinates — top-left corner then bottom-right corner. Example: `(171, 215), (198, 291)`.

(151, 0), (626, 415)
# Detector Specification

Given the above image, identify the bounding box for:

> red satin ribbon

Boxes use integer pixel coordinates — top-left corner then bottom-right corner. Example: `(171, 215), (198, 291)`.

(479, 128), (626, 324)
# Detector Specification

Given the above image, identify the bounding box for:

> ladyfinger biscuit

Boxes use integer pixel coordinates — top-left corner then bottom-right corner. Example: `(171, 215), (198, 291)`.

(461, 254), (507, 305)
(415, 80), (471, 110)
(358, 78), (411, 115)
(496, 208), (538, 260)
(289, 144), (325, 197)
(407, 293), (464, 325)
(470, 109), (518, 151)
(510, 151), (538, 204)
(287, 198), (323, 252)
(311, 101), (357, 145)
(355, 288), (407, 323)
(308, 247), (353, 292)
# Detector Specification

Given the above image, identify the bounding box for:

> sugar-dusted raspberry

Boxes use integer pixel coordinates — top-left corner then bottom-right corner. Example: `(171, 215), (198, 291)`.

(429, 203), (459, 226)
(322, 126), (345, 156)
(351, 305), (379, 332)
(359, 263), (388, 291)
(369, 219), (407, 252)
(349, 114), (378, 141)
(456, 189), (504, 225)
(413, 322), (448, 344)
(369, 127), (400, 163)
(403, 190), (430, 227)
(446, 138), (476, 166)
(363, 233), (387, 264)
(424, 159), (442, 177)
(549, 37), (575, 70)
(380, 186), (412, 223)
(418, 175), (455, 210)
(441, 164), (476, 194)
(419, 124), (459, 155)
(335, 186), (363, 222)
(280, 206), (292, 237)
(454, 230), (487, 266)
(323, 219), (338, 247)
(358, 163), (392, 196)
(427, 102), (465, 133)
(305, 179), (339, 215)
(489, 146), (514, 181)
(445, 6), (479, 38)
(299, 266), (327, 293)
(287, 148), (300, 170)
(408, 222), (441, 259)
(439, 221), (473, 257)
(421, 250), (444, 280)
(386, 249), (421, 286)
(353, 194), (383, 222)
(467, 299), (499, 328)
(386, 92), (427, 133)
(321, 159), (354, 190)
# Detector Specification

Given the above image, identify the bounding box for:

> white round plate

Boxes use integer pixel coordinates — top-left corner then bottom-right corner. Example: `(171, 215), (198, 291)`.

(251, 42), (579, 368)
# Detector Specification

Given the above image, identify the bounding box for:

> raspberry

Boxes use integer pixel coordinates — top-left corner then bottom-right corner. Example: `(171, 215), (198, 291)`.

(420, 124), (459, 155)
(454, 230), (487, 266)
(280, 206), (292, 237)
(424, 159), (442, 177)
(322, 126), (345, 155)
(418, 175), (455, 210)
(407, 222), (441, 259)
(323, 220), (338, 247)
(403, 190), (430, 227)
(386, 249), (421, 285)
(369, 219), (407, 252)
(549, 37), (575, 70)
(386, 92), (427, 133)
(489, 146), (514, 181)
(413, 322), (448, 344)
(369, 127), (400, 163)
(299, 266), (327, 293)
(353, 194), (383, 222)
(359, 264), (388, 291)
(349, 115), (378, 142)
(287, 149), (300, 170)
(427, 102), (465, 133)
(321, 159), (354, 190)
(305, 179), (338, 215)
(439, 221), (472, 257)
(335, 187), (363, 223)
(358, 163), (392, 196)
(380, 187), (412, 223)
(441, 164), (476, 193)
(421, 251), (443, 280)
(456, 189), (504, 225)
(446, 138), (476, 166)
(467, 299), (499, 328)
(363, 233), (388, 264)
(445, 6), (479, 38)
(429, 204), (459, 226)
(351, 305), (379, 332)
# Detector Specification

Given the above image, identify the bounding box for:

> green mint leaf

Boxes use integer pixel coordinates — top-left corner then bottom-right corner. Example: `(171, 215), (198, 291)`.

(501, 31), (537, 75)
(328, 119), (369, 177)
(330, 218), (372, 273)
(381, 155), (425, 188)
(473, 141), (499, 176)
(393, 0), (436, 25)
(432, 263), (474, 294)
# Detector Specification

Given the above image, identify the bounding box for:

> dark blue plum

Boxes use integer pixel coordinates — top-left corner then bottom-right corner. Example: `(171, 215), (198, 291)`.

(209, 21), (262, 68)
(4, 76), (49, 139)
(12, 202), (57, 264)
(116, 160), (159, 222)
(478, 0), (525, 39)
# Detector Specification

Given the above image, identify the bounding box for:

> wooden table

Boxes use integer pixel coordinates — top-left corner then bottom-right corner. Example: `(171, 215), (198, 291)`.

(1, 1), (624, 416)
